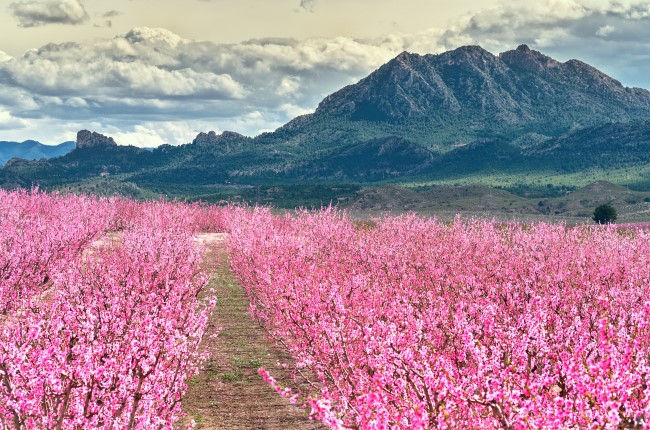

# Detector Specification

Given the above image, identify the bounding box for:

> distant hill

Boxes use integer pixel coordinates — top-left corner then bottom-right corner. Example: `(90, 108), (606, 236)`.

(0, 140), (75, 166)
(3, 44), (650, 203)
(344, 180), (650, 222)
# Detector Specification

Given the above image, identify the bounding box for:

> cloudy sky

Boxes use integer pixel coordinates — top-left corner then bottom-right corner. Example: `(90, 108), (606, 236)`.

(1, 0), (650, 146)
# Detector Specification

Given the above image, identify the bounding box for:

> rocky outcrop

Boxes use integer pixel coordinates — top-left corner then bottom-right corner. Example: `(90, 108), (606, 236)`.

(313, 44), (650, 126)
(192, 131), (218, 145)
(76, 130), (117, 149)
(498, 44), (560, 74)
(3, 157), (26, 168)
(191, 131), (245, 146)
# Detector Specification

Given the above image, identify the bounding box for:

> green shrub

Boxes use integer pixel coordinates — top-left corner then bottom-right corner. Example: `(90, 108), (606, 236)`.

(592, 204), (617, 224)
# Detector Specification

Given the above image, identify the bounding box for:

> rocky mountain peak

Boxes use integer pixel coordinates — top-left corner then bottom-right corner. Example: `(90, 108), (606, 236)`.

(395, 51), (413, 60)
(499, 44), (559, 73)
(192, 130), (245, 146)
(562, 59), (630, 97)
(442, 45), (495, 63)
(309, 43), (650, 128)
(393, 51), (421, 65)
(374, 51), (426, 80)
(193, 131), (218, 144)
(76, 130), (117, 149)
(455, 45), (491, 54)
(220, 131), (245, 140)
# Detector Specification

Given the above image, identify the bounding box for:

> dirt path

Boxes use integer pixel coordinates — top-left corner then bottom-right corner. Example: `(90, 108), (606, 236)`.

(181, 233), (324, 429)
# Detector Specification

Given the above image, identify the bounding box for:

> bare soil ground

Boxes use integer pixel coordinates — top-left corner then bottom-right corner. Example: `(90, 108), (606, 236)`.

(180, 233), (324, 429)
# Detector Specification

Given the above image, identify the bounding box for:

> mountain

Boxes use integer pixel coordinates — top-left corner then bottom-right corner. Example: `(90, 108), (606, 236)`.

(0, 130), (157, 189)
(275, 44), (650, 149)
(314, 45), (650, 127)
(3, 44), (650, 200)
(0, 140), (75, 166)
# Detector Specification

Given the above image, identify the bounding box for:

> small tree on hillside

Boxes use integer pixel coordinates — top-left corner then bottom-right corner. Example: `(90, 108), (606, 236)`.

(592, 204), (617, 224)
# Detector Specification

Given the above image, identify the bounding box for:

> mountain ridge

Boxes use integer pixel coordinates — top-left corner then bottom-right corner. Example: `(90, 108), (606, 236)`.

(313, 44), (650, 128)
(3, 44), (650, 201)
(0, 140), (75, 166)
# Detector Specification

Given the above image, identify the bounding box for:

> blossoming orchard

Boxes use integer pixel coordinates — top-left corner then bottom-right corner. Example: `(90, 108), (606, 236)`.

(2, 190), (650, 429)
(0, 190), (219, 429)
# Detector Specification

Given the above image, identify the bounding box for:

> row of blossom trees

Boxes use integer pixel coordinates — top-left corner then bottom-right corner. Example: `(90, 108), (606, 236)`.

(0, 190), (216, 429)
(3, 189), (649, 429)
(228, 208), (650, 429)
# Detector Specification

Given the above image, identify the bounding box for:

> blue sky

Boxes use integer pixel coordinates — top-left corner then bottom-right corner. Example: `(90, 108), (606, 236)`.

(1, 0), (650, 146)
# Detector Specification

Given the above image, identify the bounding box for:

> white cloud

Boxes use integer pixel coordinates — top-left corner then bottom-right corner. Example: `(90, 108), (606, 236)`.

(429, 0), (650, 87)
(2, 29), (247, 101)
(0, 86), (39, 112)
(110, 123), (201, 148)
(279, 103), (314, 118)
(445, 0), (649, 43)
(0, 111), (29, 130)
(108, 117), (280, 148)
(533, 28), (572, 48)
(123, 27), (183, 48)
(9, 0), (89, 27)
(276, 76), (302, 97)
(596, 24), (616, 36)
(3, 0), (650, 145)
(0, 26), (404, 133)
